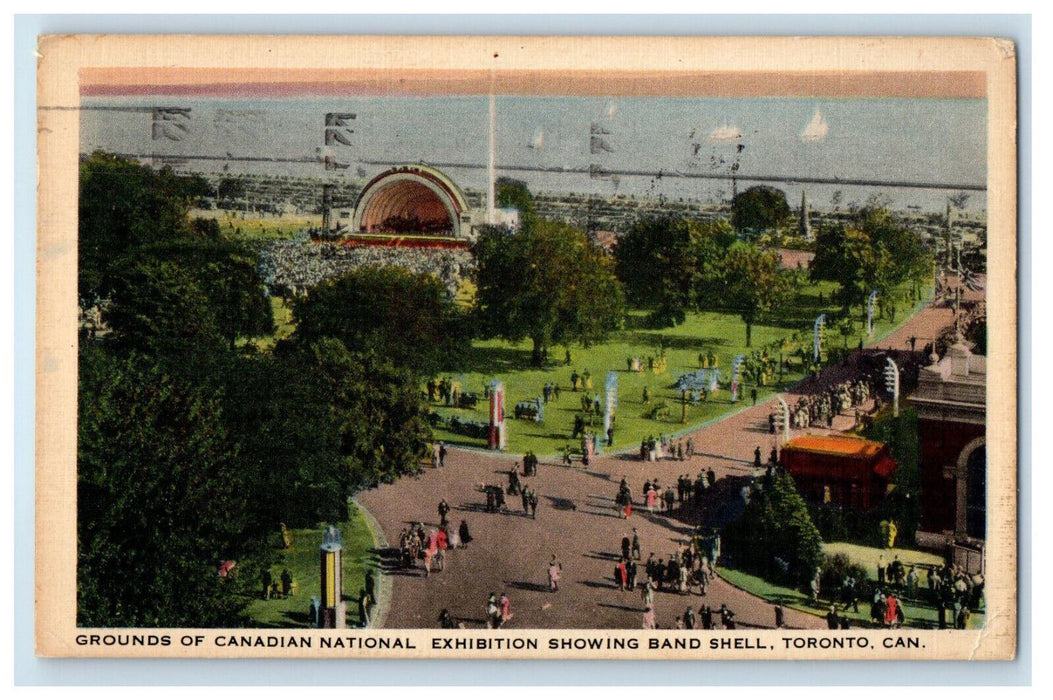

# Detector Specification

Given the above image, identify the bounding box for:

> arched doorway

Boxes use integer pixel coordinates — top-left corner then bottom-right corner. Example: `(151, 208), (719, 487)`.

(955, 437), (986, 541)
(964, 444), (986, 540)
(352, 165), (468, 237)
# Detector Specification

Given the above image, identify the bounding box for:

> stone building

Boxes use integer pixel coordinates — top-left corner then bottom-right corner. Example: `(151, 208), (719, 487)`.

(909, 338), (986, 570)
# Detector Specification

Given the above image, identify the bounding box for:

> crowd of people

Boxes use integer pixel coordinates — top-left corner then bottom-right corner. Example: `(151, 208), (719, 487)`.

(769, 377), (874, 433)
(258, 238), (474, 299)
(396, 517), (473, 578)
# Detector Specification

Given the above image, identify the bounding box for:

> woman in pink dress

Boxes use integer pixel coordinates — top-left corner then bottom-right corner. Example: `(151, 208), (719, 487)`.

(646, 488), (658, 513)
(642, 605), (656, 630)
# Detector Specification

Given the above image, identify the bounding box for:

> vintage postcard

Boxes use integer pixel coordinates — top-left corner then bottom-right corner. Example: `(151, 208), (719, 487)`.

(36, 35), (1016, 660)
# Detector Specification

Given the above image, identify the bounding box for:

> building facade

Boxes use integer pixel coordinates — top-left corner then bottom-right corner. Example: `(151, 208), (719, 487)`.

(909, 339), (987, 561)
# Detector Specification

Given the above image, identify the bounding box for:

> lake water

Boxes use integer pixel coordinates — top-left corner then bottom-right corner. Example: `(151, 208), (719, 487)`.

(80, 94), (987, 214)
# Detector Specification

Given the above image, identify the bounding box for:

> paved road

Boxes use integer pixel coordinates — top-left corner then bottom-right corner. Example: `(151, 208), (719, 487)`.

(357, 299), (959, 631)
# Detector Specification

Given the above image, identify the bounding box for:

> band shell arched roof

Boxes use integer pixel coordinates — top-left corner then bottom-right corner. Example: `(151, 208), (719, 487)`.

(352, 164), (469, 237)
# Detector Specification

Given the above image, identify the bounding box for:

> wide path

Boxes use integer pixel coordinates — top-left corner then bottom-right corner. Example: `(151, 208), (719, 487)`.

(357, 298), (960, 631)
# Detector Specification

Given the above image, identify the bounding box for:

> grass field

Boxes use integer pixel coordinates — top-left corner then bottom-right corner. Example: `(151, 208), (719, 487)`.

(230, 228), (932, 457)
(718, 540), (983, 630)
(244, 504), (378, 628)
(191, 209), (323, 244)
(429, 281), (931, 457)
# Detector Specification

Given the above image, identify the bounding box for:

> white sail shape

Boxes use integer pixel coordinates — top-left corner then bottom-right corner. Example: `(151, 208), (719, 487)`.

(529, 129), (544, 150)
(708, 121), (742, 141)
(801, 108), (830, 142)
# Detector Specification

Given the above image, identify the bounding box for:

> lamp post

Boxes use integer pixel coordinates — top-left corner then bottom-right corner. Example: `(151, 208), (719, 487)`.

(884, 358), (900, 418)
(867, 291), (879, 337)
(319, 525), (346, 628)
(813, 314), (826, 362)
(774, 395), (791, 449)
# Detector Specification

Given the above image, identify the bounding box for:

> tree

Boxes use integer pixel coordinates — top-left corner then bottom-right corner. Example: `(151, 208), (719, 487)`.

(717, 242), (796, 347)
(103, 241), (274, 356)
(474, 219), (625, 366)
(79, 152), (209, 305)
(809, 206), (932, 322)
(723, 471), (824, 588)
(78, 346), (259, 627)
(292, 266), (471, 376)
(731, 185), (791, 237)
(220, 350), (349, 530)
(496, 177), (536, 229)
(216, 177), (246, 204)
(279, 338), (434, 490)
(614, 215), (735, 326)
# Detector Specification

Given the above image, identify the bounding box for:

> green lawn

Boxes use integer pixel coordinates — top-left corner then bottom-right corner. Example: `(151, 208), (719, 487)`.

(244, 504), (379, 628)
(429, 282), (932, 457)
(717, 539), (984, 630)
(238, 263), (931, 458)
(191, 210), (323, 244)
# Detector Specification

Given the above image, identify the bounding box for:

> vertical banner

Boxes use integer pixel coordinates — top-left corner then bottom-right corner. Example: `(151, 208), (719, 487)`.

(488, 380), (506, 451)
(813, 314), (826, 361)
(867, 291), (879, 336)
(603, 371), (618, 450)
(730, 355), (746, 403)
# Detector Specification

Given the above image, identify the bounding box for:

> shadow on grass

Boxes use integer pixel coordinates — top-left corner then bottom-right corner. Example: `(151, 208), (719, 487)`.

(619, 331), (732, 351)
(459, 344), (538, 375)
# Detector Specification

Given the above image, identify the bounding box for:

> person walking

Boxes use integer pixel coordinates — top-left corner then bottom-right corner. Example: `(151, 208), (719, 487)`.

(500, 592), (513, 626)
(626, 558), (638, 591)
(486, 593), (501, 629)
(720, 604), (736, 630)
(642, 605), (657, 630)
(684, 606), (697, 630)
(548, 556), (562, 591)
(631, 528), (641, 560)
(458, 519), (472, 548)
(616, 558), (628, 591)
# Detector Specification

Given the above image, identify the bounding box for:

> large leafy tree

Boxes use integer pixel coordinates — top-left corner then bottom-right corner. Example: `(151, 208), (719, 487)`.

(809, 204), (932, 321)
(475, 219), (625, 366)
(103, 241), (274, 357)
(79, 152), (210, 305)
(279, 339), (434, 490)
(717, 242), (797, 347)
(220, 350), (349, 530)
(292, 266), (470, 376)
(731, 185), (791, 237)
(496, 177), (536, 229)
(723, 471), (824, 588)
(78, 347), (260, 627)
(614, 215), (735, 326)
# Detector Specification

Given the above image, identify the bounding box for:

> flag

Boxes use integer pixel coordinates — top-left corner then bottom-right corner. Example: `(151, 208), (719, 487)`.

(325, 112), (356, 146)
(151, 108), (190, 141)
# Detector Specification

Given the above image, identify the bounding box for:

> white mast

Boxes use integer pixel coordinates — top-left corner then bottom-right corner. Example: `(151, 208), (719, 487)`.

(487, 89), (497, 225)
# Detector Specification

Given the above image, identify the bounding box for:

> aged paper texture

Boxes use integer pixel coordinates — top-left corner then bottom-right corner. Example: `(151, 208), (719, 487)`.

(36, 35), (1016, 660)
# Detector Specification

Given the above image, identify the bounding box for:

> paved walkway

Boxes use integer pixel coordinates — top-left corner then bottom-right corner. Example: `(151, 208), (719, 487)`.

(357, 299), (960, 631)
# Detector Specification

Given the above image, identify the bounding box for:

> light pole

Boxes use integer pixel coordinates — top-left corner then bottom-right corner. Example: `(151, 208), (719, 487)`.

(813, 314), (826, 362)
(867, 291), (879, 337)
(884, 357), (900, 418)
(774, 395), (791, 449)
